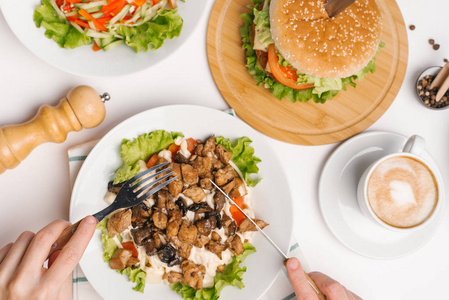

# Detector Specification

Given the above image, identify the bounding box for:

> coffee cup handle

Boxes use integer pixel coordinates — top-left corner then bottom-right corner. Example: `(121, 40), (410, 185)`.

(402, 135), (425, 155)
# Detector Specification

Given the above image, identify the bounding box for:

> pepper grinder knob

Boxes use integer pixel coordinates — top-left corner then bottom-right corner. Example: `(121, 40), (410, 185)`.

(0, 85), (109, 174)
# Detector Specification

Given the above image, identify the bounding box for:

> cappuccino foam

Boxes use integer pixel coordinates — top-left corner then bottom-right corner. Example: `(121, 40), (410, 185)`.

(367, 156), (438, 228)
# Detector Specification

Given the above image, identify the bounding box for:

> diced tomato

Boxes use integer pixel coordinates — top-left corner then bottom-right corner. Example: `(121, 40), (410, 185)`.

(230, 196), (246, 226)
(168, 143), (180, 158)
(134, 0), (146, 6)
(151, 0), (159, 4)
(56, 0), (64, 6)
(267, 44), (315, 90)
(186, 138), (198, 154)
(92, 43), (101, 51)
(121, 241), (138, 258)
(66, 0), (84, 3)
(146, 153), (159, 168)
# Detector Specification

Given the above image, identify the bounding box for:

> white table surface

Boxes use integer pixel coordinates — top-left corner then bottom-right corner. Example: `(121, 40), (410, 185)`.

(0, 1), (448, 299)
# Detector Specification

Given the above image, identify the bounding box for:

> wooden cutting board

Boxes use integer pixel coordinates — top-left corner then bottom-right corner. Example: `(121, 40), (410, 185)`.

(206, 0), (408, 145)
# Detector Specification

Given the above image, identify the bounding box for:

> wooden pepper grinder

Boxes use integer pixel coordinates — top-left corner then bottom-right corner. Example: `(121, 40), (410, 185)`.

(0, 85), (110, 174)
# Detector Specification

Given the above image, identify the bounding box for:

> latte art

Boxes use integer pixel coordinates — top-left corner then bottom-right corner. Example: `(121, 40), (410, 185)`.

(367, 156), (438, 228)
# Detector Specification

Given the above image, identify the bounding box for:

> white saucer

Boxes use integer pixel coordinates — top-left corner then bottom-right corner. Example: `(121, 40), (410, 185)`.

(318, 131), (445, 259)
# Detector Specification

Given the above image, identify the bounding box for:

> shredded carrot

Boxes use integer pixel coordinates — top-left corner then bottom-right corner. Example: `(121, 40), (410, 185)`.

(78, 9), (108, 31)
(67, 16), (90, 28)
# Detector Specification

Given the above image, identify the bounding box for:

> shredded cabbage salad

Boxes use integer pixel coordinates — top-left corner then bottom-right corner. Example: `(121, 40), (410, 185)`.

(33, 0), (184, 52)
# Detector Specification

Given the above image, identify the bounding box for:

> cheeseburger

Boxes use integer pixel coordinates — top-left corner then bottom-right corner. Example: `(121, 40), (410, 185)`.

(241, 0), (383, 103)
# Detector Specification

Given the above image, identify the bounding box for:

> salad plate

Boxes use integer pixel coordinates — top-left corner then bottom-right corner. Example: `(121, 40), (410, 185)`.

(0, 0), (206, 77)
(70, 105), (293, 299)
(318, 131), (444, 259)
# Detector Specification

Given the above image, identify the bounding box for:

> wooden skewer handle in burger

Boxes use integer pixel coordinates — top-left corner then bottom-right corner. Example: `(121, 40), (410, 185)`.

(0, 86), (109, 174)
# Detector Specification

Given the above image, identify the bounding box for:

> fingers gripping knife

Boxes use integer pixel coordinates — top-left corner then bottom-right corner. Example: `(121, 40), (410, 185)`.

(0, 85), (110, 174)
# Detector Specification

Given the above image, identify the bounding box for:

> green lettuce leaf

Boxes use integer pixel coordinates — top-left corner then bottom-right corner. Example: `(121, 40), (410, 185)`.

(117, 267), (147, 293)
(171, 243), (257, 300)
(33, 0), (61, 27)
(241, 0), (383, 104)
(215, 137), (262, 187)
(253, 6), (273, 49)
(34, 0), (92, 48)
(115, 9), (183, 53)
(97, 218), (119, 262)
(114, 130), (183, 184)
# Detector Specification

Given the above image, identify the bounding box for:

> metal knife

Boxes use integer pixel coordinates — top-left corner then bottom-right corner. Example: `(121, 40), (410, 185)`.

(209, 180), (326, 300)
(324, 0), (355, 18)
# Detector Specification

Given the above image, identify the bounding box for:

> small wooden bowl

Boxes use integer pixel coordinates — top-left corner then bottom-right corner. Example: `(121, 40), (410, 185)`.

(415, 66), (449, 110)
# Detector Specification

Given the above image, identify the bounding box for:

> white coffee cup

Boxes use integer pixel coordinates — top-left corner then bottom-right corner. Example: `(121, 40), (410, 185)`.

(357, 135), (441, 231)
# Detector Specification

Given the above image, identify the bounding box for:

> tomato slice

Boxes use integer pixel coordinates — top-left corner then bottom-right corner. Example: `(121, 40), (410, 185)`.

(168, 143), (180, 158)
(186, 138), (198, 154)
(230, 196), (246, 226)
(121, 241), (138, 258)
(267, 44), (315, 90)
(146, 153), (159, 168)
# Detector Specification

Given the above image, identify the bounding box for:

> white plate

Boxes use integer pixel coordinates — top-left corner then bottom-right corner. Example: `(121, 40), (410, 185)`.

(318, 131), (444, 260)
(0, 0), (206, 77)
(70, 105), (293, 299)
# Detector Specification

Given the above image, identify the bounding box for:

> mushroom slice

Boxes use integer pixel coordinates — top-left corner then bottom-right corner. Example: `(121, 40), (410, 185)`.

(157, 244), (178, 265)
(130, 227), (152, 246)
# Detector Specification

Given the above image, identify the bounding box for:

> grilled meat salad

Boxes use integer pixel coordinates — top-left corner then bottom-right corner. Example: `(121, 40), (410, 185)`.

(101, 134), (267, 293)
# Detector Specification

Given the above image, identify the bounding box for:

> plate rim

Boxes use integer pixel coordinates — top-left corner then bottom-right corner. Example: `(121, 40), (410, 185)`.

(69, 104), (294, 299)
(318, 130), (445, 260)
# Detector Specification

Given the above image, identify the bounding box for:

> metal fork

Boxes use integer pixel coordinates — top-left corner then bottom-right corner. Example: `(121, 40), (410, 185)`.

(48, 162), (177, 258)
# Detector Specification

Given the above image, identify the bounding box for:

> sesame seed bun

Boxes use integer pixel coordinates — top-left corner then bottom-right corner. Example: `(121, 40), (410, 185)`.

(269, 0), (382, 78)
